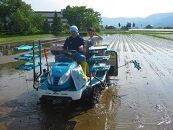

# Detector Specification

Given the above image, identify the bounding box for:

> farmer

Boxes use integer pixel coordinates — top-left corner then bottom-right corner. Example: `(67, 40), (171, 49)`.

(85, 28), (103, 51)
(87, 27), (103, 47)
(63, 25), (87, 75)
(84, 27), (103, 56)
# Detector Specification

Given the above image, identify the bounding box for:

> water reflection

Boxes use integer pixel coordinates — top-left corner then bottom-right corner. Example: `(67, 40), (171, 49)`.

(0, 44), (25, 56)
(0, 65), (120, 130)
(0, 74), (120, 130)
(0, 91), (94, 130)
(40, 101), (92, 130)
(0, 61), (24, 70)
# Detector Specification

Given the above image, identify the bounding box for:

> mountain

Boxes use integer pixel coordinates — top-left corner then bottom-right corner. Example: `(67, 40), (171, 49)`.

(101, 12), (173, 28)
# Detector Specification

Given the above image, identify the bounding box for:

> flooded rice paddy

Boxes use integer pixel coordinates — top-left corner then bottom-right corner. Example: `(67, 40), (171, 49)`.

(1, 34), (173, 130)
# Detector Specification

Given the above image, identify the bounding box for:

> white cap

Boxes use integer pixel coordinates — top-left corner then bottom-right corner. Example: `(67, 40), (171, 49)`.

(70, 25), (78, 32)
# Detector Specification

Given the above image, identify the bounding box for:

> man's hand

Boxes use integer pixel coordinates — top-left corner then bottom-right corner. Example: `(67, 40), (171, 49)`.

(78, 45), (84, 52)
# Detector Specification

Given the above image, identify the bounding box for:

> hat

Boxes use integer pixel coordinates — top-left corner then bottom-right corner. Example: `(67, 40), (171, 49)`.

(70, 25), (78, 33)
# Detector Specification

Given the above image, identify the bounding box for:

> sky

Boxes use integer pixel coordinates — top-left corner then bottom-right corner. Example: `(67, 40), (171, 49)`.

(24, 0), (173, 18)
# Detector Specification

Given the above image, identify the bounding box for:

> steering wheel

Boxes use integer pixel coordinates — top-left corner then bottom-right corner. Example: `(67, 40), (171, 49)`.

(61, 50), (77, 61)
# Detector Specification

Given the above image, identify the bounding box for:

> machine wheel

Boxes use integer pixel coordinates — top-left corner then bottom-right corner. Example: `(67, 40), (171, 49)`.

(81, 86), (101, 105)
(81, 87), (92, 103)
(92, 86), (100, 104)
(39, 97), (47, 104)
(39, 96), (53, 105)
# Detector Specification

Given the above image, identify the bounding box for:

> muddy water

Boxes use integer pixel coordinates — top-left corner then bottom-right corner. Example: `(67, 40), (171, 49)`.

(1, 34), (173, 130)
(0, 67), (120, 130)
(113, 34), (173, 130)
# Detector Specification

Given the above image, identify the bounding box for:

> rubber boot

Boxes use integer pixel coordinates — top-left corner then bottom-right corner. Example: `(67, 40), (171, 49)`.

(80, 61), (87, 76)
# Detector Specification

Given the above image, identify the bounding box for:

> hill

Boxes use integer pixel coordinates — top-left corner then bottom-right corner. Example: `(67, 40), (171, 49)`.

(101, 12), (173, 28)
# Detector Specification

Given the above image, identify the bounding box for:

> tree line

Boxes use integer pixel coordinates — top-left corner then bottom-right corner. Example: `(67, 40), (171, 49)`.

(105, 22), (136, 30)
(0, 0), (102, 35)
(0, 0), (44, 34)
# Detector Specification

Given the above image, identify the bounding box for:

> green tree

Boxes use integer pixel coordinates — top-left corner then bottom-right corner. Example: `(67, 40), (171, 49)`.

(82, 7), (101, 31)
(42, 18), (50, 33)
(9, 8), (31, 33)
(0, 0), (44, 34)
(51, 11), (62, 35)
(126, 22), (131, 29)
(9, 6), (44, 34)
(132, 22), (135, 28)
(63, 6), (101, 31)
(118, 23), (121, 28)
(31, 13), (45, 33)
(0, 0), (32, 31)
(0, 0), (10, 31)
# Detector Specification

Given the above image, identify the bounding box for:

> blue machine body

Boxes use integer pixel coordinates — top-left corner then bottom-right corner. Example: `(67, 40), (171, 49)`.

(40, 47), (112, 93)
(47, 61), (77, 91)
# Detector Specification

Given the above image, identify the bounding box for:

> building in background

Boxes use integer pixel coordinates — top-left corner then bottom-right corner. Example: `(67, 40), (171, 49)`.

(35, 10), (67, 25)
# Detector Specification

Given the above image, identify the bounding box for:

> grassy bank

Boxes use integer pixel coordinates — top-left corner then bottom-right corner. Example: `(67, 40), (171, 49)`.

(0, 32), (89, 45)
(104, 30), (173, 35)
(1, 30), (172, 45)
(0, 34), (57, 45)
(146, 34), (173, 41)
(104, 30), (173, 40)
